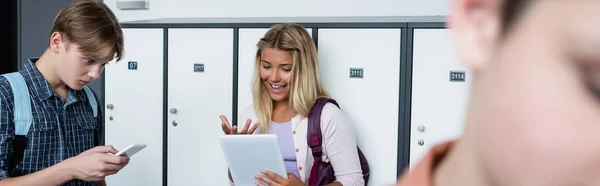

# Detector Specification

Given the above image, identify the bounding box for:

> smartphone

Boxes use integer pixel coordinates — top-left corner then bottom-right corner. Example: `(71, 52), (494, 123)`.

(114, 144), (147, 157)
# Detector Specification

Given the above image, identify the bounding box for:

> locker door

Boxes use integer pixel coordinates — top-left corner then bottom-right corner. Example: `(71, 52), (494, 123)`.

(318, 29), (401, 185)
(104, 28), (164, 186)
(410, 29), (471, 168)
(167, 28), (234, 185)
(237, 28), (312, 124)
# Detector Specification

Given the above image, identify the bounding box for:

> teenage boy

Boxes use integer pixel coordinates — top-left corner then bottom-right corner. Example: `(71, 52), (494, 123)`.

(0, 0), (130, 185)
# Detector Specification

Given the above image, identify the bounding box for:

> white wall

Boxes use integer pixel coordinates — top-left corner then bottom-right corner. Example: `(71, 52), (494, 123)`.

(105, 0), (451, 22)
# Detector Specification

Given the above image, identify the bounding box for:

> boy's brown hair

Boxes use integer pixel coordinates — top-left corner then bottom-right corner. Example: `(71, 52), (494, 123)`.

(50, 0), (124, 61)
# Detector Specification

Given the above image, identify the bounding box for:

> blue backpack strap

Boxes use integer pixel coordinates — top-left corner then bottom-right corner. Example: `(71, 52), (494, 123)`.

(1, 72), (33, 136)
(82, 85), (100, 146)
(82, 86), (97, 118)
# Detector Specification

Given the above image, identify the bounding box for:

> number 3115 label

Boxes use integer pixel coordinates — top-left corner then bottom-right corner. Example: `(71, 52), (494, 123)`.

(350, 68), (363, 78)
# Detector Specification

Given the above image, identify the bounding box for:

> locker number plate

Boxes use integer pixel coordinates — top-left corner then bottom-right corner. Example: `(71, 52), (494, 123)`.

(350, 68), (363, 78)
(194, 63), (205, 72)
(449, 71), (466, 82)
(128, 61), (138, 70)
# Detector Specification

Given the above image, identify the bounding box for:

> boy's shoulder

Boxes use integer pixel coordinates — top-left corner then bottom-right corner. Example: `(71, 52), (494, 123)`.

(0, 74), (15, 101)
(0, 75), (16, 116)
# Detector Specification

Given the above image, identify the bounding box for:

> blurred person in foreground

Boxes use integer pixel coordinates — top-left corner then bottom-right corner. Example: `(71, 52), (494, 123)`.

(397, 0), (600, 185)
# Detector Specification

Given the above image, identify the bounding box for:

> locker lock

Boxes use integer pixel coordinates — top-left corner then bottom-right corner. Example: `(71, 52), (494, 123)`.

(172, 120), (178, 126)
(106, 104), (114, 110)
(418, 139), (424, 146)
(417, 125), (425, 132)
(170, 108), (178, 114)
(109, 116), (114, 121)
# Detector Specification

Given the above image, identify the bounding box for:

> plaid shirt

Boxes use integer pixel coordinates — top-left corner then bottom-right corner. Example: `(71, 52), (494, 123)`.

(0, 58), (104, 186)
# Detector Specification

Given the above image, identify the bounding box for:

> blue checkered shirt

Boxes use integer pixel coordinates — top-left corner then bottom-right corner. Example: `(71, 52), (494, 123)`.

(0, 58), (104, 186)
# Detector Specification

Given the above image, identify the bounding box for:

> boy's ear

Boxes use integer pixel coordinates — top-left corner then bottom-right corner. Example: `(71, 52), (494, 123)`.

(447, 0), (503, 71)
(49, 32), (64, 53)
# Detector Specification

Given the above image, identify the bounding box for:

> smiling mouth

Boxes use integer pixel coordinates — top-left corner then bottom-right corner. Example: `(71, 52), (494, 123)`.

(270, 83), (287, 89)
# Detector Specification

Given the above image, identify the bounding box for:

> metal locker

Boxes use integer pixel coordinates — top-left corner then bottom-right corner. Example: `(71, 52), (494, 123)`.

(409, 28), (471, 168)
(317, 28), (402, 185)
(104, 28), (164, 186)
(167, 28), (234, 185)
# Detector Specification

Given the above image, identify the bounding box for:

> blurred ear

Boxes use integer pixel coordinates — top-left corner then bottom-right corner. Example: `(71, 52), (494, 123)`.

(447, 0), (502, 70)
(49, 32), (65, 53)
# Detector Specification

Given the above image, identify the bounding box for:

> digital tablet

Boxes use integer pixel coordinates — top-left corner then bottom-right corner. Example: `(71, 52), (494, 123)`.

(219, 134), (287, 185)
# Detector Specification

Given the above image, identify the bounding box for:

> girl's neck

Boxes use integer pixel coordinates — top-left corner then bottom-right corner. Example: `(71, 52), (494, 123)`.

(272, 99), (294, 123)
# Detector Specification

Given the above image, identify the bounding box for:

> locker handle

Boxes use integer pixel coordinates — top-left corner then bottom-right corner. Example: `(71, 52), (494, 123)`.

(417, 125), (425, 132)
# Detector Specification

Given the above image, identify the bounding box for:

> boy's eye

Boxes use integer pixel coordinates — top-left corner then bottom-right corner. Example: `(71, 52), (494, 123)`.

(85, 58), (95, 64)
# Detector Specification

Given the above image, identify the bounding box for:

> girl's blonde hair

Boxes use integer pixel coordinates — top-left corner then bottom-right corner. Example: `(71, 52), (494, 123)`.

(252, 23), (330, 134)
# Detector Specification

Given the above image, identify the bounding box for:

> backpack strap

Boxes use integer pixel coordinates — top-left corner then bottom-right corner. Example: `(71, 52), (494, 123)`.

(82, 85), (98, 118)
(307, 98), (339, 161)
(82, 85), (100, 146)
(2, 72), (32, 176)
(2, 72), (33, 135)
(307, 98), (340, 185)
